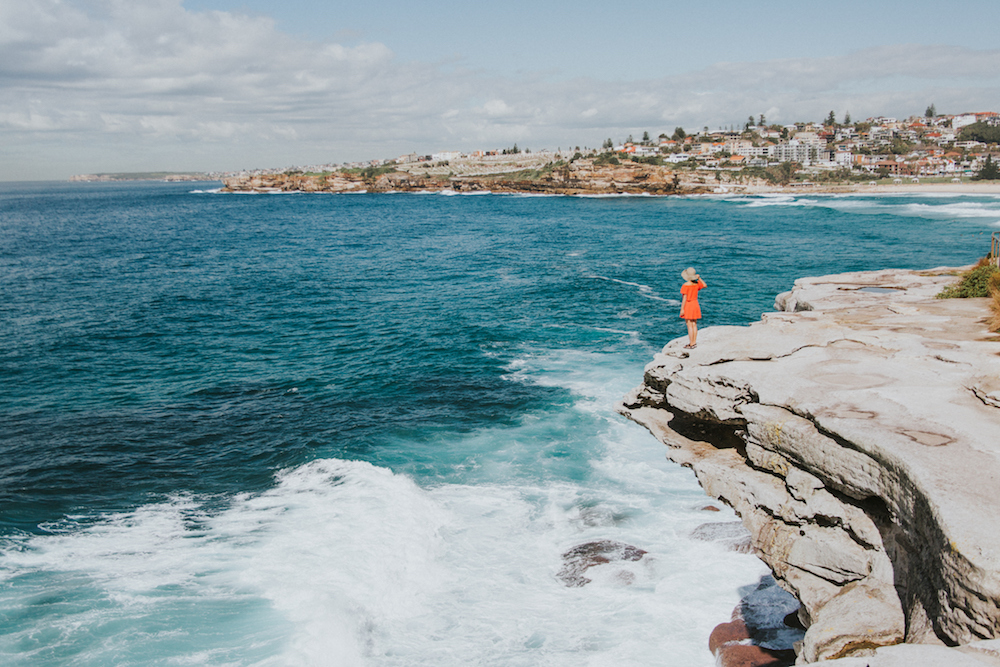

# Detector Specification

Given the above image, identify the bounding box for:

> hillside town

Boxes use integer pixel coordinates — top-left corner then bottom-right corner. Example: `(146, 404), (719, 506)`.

(219, 108), (998, 187)
(628, 109), (1000, 179)
(76, 108), (1000, 186)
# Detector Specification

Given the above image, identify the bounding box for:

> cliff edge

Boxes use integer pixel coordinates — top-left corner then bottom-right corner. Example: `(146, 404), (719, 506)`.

(618, 267), (1000, 663)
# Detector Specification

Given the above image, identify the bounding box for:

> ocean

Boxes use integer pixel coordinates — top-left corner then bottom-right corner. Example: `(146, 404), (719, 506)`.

(1, 182), (996, 665)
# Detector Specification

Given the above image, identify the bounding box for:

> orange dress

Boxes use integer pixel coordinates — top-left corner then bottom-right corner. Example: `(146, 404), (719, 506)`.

(680, 279), (705, 320)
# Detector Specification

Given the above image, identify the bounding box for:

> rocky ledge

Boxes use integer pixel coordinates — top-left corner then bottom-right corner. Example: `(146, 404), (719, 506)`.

(220, 159), (713, 196)
(618, 267), (1000, 664)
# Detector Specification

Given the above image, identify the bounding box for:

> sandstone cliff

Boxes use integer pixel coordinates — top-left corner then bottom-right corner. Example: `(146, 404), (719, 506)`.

(220, 159), (714, 196)
(618, 268), (1000, 663)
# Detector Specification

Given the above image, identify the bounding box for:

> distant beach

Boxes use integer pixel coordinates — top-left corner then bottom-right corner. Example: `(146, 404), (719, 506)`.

(728, 181), (1000, 196)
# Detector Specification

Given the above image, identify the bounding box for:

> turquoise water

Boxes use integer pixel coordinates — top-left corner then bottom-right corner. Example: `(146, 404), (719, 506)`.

(1, 182), (996, 665)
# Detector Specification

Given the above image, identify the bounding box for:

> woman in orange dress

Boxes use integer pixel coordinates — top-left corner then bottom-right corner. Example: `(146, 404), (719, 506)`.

(679, 267), (706, 349)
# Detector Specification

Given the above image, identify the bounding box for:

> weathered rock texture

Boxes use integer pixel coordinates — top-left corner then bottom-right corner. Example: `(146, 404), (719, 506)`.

(618, 267), (1000, 663)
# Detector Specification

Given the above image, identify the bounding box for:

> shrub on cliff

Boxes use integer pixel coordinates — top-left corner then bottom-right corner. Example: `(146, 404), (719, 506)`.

(936, 258), (1000, 299)
(344, 165), (396, 181)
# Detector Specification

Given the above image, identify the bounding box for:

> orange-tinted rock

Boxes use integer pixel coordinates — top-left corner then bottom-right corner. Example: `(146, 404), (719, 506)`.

(709, 618), (750, 654)
(717, 644), (794, 667)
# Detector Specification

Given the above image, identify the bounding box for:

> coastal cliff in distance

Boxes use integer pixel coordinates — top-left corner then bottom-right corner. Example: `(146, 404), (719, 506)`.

(220, 158), (717, 196)
(618, 268), (1000, 665)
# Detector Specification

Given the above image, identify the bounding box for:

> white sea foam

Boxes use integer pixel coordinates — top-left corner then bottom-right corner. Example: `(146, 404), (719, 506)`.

(592, 276), (655, 292)
(733, 193), (1000, 224)
(901, 201), (1000, 219)
(0, 348), (767, 666)
(574, 192), (661, 198)
(589, 275), (680, 305)
(588, 326), (641, 336)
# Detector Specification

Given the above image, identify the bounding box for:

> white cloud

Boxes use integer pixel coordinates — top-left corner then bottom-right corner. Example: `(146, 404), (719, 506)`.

(1, 1), (999, 179)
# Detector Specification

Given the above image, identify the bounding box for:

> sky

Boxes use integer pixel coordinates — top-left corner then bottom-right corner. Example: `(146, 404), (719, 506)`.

(3, 0), (1000, 180)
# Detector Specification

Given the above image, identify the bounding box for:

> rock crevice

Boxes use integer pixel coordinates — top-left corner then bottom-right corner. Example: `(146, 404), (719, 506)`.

(619, 268), (1000, 663)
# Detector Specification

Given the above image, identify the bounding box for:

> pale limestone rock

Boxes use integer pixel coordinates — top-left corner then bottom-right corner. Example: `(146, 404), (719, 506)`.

(803, 581), (907, 662)
(619, 267), (1000, 662)
(822, 642), (1000, 666)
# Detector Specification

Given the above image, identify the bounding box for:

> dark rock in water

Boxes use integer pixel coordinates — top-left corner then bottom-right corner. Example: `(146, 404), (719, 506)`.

(557, 540), (647, 587)
(700, 505), (722, 512)
(690, 521), (754, 553)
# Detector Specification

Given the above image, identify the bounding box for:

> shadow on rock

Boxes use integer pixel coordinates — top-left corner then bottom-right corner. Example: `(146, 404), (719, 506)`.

(710, 575), (804, 667)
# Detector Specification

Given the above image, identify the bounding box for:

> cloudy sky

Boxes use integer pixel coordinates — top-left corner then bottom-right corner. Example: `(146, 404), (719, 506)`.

(3, 0), (1000, 180)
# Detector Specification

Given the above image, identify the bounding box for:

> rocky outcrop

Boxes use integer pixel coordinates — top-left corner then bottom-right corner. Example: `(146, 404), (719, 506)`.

(221, 171), (369, 193)
(220, 160), (711, 195)
(618, 267), (1000, 663)
(556, 540), (647, 587)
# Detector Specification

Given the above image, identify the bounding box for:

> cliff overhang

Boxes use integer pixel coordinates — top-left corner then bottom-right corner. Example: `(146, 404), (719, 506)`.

(618, 268), (1000, 663)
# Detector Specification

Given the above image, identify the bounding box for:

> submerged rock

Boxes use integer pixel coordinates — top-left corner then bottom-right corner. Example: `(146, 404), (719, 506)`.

(691, 520), (754, 553)
(556, 540), (647, 587)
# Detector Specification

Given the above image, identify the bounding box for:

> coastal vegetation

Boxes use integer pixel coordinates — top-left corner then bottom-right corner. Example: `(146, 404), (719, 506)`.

(937, 257), (1000, 301)
(936, 257), (1000, 333)
(342, 164), (397, 181)
(592, 152), (620, 166)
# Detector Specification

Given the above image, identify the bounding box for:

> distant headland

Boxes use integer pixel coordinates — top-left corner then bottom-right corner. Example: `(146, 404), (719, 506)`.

(220, 108), (1000, 196)
(69, 172), (219, 183)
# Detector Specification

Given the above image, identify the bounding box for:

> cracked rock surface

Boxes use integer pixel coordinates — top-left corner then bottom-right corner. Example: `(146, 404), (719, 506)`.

(618, 267), (1000, 663)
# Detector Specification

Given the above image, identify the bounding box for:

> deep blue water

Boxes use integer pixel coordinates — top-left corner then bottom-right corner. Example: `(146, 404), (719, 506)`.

(1, 182), (996, 665)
